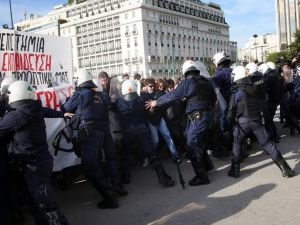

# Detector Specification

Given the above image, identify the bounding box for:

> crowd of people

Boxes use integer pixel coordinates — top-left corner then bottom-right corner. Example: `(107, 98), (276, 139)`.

(1, 51), (300, 225)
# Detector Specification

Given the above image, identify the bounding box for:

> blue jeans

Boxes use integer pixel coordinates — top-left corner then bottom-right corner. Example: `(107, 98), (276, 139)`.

(148, 118), (179, 159)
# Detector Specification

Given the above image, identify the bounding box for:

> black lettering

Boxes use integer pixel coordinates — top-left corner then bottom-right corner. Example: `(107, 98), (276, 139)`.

(0, 33), (4, 51)
(39, 38), (45, 53)
(15, 34), (21, 51)
(0, 71), (6, 78)
(20, 35), (27, 51)
(28, 36), (36, 52)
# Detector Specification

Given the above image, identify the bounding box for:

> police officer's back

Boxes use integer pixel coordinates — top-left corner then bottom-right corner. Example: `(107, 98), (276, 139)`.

(0, 81), (69, 225)
(227, 66), (295, 179)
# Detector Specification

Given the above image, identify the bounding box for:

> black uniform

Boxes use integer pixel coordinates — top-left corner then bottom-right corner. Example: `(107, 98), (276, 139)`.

(156, 72), (217, 185)
(227, 79), (295, 178)
(0, 99), (69, 225)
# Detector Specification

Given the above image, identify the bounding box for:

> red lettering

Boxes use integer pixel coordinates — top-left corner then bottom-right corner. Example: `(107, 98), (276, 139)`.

(36, 91), (44, 100)
(35, 54), (40, 71)
(45, 55), (51, 71)
(29, 54), (34, 70)
(52, 91), (59, 111)
(24, 53), (30, 70)
(44, 91), (53, 108)
(1, 53), (53, 72)
(39, 54), (45, 71)
(2, 52), (7, 71)
(15, 53), (20, 70)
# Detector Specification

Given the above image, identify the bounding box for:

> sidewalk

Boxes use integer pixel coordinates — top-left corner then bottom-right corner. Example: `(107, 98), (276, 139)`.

(26, 124), (300, 225)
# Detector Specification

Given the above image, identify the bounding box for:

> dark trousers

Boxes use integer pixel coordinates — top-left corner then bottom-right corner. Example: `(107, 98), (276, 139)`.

(121, 125), (156, 171)
(81, 130), (109, 191)
(232, 118), (280, 161)
(24, 155), (67, 225)
(265, 101), (279, 139)
(0, 149), (12, 225)
(100, 126), (119, 180)
(186, 114), (210, 159)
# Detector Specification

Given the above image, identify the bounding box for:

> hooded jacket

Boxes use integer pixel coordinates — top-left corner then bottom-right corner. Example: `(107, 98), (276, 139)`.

(0, 100), (63, 158)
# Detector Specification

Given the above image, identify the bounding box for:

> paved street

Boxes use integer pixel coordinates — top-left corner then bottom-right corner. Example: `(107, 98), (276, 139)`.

(25, 124), (300, 225)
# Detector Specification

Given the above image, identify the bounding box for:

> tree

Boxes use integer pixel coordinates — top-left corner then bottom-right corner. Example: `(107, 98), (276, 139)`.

(68, 0), (74, 4)
(266, 51), (290, 64)
(288, 30), (300, 57)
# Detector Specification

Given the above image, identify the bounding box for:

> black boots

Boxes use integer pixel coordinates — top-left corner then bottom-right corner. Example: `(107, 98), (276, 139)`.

(97, 189), (119, 209)
(110, 177), (128, 197)
(228, 159), (240, 178)
(189, 157), (210, 186)
(274, 156), (295, 177)
(150, 157), (175, 187)
(121, 171), (131, 184)
(45, 210), (69, 225)
(203, 153), (214, 172)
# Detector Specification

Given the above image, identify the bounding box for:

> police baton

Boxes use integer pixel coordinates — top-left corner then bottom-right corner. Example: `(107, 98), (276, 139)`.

(175, 160), (185, 189)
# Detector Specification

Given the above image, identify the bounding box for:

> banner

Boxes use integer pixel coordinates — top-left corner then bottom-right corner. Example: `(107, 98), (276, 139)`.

(0, 29), (80, 171)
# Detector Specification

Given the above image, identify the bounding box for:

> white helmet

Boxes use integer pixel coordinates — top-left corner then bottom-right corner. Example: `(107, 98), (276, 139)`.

(121, 79), (138, 95)
(76, 69), (97, 88)
(266, 62), (276, 70)
(182, 60), (199, 76)
(1, 76), (16, 94)
(194, 61), (210, 79)
(245, 62), (258, 75)
(92, 78), (103, 92)
(8, 81), (35, 105)
(213, 52), (231, 67)
(258, 63), (270, 75)
(232, 66), (247, 82)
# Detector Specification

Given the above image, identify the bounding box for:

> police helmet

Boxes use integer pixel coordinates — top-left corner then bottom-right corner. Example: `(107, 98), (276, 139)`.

(76, 69), (97, 88)
(182, 60), (200, 76)
(213, 52), (231, 67)
(8, 81), (35, 105)
(121, 79), (139, 101)
(0, 76), (16, 94)
(194, 61), (210, 79)
(258, 63), (270, 75)
(266, 62), (276, 70)
(245, 62), (258, 75)
(232, 66), (247, 82)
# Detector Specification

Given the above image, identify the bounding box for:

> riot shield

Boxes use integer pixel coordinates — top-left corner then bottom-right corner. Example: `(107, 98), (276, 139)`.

(109, 76), (123, 143)
(109, 76), (122, 101)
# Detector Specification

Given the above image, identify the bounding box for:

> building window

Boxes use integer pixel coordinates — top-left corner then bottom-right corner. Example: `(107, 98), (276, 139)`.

(134, 37), (138, 47)
(127, 38), (130, 48)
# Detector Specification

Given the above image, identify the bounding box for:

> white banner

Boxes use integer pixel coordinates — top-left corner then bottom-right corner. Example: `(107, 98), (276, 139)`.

(0, 29), (80, 171)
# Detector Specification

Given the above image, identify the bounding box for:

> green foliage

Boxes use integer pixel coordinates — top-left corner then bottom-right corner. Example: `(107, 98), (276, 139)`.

(265, 30), (300, 64)
(289, 30), (300, 56)
(68, 0), (74, 4)
(266, 51), (290, 64)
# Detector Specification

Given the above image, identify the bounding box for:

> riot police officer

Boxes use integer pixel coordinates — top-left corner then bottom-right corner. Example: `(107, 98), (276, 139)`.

(227, 66), (295, 178)
(113, 79), (175, 187)
(146, 60), (217, 186)
(212, 52), (233, 157)
(0, 76), (16, 225)
(61, 69), (126, 209)
(0, 81), (69, 225)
